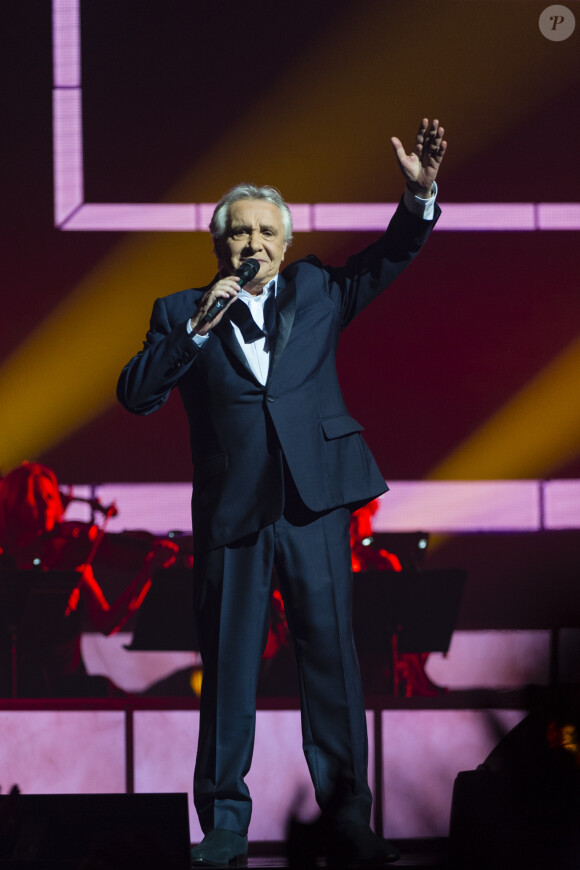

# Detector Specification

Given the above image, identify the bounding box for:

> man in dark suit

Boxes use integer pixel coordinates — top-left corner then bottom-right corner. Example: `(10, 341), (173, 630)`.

(117, 119), (446, 867)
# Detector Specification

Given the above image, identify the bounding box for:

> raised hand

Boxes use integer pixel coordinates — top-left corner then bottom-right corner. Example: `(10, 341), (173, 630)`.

(391, 118), (447, 197)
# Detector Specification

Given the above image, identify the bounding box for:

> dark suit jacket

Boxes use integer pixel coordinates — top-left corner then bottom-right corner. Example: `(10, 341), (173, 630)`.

(117, 199), (440, 549)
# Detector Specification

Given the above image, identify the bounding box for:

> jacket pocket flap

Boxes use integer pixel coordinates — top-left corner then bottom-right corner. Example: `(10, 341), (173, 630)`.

(321, 415), (364, 440)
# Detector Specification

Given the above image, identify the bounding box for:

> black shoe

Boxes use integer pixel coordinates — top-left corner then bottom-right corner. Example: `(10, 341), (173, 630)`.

(191, 829), (248, 868)
(327, 822), (400, 866)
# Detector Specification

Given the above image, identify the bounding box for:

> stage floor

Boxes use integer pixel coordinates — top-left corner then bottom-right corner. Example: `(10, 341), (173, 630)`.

(244, 838), (448, 867)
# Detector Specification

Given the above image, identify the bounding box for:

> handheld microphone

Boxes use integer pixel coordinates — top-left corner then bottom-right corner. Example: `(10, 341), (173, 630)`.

(202, 258), (261, 324)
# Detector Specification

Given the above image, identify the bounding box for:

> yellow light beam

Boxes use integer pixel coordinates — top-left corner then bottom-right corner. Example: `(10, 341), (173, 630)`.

(427, 335), (580, 481)
(0, 232), (215, 472)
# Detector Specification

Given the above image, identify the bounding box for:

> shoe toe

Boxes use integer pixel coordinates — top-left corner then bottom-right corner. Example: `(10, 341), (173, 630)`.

(191, 829), (248, 868)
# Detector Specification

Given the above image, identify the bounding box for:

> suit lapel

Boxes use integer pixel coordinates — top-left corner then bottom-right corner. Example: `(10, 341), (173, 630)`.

(268, 276), (296, 382)
(213, 306), (256, 379)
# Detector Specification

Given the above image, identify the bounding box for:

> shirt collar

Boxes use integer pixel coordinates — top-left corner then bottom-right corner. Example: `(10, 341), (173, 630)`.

(238, 276), (278, 304)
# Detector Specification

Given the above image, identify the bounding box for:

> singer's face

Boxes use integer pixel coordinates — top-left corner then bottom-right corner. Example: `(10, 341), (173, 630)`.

(217, 199), (288, 293)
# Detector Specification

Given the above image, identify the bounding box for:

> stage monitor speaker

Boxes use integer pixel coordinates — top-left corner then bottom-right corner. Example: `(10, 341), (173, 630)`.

(0, 792), (191, 869)
(449, 710), (580, 870)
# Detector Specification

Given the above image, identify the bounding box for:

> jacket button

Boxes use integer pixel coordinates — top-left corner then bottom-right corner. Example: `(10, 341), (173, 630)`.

(266, 395), (277, 403)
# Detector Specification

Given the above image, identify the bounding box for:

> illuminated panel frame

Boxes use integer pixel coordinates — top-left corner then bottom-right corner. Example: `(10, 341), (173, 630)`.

(52, 0), (580, 232)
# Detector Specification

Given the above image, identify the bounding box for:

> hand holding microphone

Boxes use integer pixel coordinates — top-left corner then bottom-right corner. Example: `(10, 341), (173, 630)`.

(201, 258), (261, 324)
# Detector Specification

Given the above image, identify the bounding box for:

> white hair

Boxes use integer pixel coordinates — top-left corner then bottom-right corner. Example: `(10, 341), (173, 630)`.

(209, 183), (293, 246)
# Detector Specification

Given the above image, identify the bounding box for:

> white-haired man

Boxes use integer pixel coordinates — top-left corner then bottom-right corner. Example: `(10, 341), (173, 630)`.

(118, 119), (446, 867)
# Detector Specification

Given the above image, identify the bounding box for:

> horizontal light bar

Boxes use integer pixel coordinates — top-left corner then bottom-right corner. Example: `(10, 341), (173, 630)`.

(62, 480), (580, 535)
(537, 203), (580, 230)
(437, 202), (536, 231)
(92, 483), (194, 535)
(56, 201), (580, 233)
(373, 480), (541, 532)
(543, 479), (580, 529)
(313, 203), (398, 231)
(61, 203), (198, 231)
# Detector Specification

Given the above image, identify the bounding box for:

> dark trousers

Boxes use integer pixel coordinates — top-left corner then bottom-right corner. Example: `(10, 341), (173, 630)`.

(192, 494), (372, 836)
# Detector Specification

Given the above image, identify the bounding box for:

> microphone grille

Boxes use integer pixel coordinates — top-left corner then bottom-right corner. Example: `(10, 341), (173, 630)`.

(238, 258), (260, 282)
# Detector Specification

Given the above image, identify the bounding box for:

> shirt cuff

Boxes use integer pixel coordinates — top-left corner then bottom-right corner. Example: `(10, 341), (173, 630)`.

(187, 320), (210, 347)
(403, 181), (438, 221)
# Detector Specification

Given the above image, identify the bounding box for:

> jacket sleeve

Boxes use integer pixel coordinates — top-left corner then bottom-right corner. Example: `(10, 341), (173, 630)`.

(327, 197), (441, 328)
(116, 295), (203, 415)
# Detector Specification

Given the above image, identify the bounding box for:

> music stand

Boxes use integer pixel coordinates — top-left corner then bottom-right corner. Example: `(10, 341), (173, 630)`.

(126, 568), (199, 652)
(353, 569), (466, 694)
